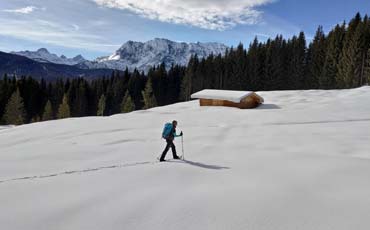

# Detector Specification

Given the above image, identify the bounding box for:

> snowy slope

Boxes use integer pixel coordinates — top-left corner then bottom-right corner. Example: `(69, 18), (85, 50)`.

(12, 48), (86, 65)
(78, 38), (228, 72)
(1, 87), (370, 230)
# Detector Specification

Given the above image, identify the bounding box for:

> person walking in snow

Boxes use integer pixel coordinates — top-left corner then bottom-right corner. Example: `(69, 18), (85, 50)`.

(160, 120), (183, 162)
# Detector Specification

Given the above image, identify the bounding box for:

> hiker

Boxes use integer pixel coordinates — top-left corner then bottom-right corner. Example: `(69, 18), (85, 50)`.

(160, 120), (183, 162)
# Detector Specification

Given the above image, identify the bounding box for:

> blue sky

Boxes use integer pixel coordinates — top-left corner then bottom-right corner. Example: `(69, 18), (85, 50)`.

(0, 0), (369, 60)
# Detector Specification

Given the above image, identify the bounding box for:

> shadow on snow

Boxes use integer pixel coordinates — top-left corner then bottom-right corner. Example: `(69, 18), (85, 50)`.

(166, 159), (230, 170)
(256, 104), (281, 110)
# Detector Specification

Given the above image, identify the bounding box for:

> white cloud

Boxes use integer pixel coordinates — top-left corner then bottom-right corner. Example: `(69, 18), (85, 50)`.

(92, 0), (274, 30)
(0, 18), (120, 52)
(72, 24), (80, 31)
(3, 6), (39, 14)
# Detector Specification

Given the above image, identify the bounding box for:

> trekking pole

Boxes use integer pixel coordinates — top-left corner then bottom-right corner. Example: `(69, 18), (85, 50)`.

(181, 133), (185, 160)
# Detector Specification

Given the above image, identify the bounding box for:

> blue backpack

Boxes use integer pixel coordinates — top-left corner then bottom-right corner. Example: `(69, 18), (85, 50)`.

(162, 123), (173, 139)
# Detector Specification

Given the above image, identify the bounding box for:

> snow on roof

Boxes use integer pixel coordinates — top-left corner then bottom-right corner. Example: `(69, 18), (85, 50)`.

(191, 89), (254, 103)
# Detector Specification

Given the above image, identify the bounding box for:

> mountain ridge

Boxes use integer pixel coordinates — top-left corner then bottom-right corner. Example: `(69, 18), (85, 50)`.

(12, 48), (87, 66)
(11, 38), (228, 72)
(0, 51), (117, 81)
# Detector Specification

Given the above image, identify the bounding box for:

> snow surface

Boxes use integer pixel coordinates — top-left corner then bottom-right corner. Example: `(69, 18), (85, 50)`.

(191, 89), (255, 103)
(1, 87), (370, 230)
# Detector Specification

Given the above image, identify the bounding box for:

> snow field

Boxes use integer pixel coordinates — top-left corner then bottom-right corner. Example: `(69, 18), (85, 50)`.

(1, 87), (370, 229)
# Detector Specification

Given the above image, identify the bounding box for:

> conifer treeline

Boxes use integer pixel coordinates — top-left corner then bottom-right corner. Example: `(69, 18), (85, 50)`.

(1, 13), (369, 125)
(181, 13), (370, 99)
(0, 65), (185, 125)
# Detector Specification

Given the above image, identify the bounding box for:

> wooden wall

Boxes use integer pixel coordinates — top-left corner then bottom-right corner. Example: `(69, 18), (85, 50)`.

(199, 93), (263, 109)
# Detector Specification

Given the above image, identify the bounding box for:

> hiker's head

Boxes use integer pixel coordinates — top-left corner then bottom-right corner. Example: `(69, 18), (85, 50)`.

(172, 120), (178, 127)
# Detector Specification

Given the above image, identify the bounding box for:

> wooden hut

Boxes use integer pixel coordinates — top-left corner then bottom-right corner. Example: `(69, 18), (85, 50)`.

(191, 89), (264, 109)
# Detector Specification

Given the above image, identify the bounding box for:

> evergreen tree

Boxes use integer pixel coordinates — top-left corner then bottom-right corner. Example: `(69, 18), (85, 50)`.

(104, 83), (114, 116)
(51, 79), (66, 115)
(213, 54), (226, 90)
(66, 80), (76, 116)
(57, 94), (71, 119)
(239, 45), (249, 90)
(337, 13), (363, 88)
(223, 48), (234, 90)
(247, 38), (264, 91)
(229, 43), (247, 90)
(121, 91), (135, 113)
(308, 26), (326, 89)
(321, 24), (346, 89)
(111, 70), (126, 114)
(167, 65), (185, 104)
(23, 77), (44, 122)
(352, 18), (367, 87)
(97, 94), (106, 116)
(288, 32), (307, 89)
(152, 63), (168, 105)
(263, 36), (285, 90)
(193, 58), (206, 91)
(127, 69), (146, 109)
(180, 55), (198, 101)
(87, 81), (98, 116)
(359, 15), (370, 86)
(2, 88), (26, 125)
(42, 100), (54, 121)
(365, 48), (370, 85)
(0, 74), (14, 122)
(142, 77), (157, 109)
(203, 55), (216, 90)
(74, 81), (88, 117)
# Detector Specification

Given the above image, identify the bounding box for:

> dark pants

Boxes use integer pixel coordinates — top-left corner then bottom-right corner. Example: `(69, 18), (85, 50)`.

(160, 139), (177, 160)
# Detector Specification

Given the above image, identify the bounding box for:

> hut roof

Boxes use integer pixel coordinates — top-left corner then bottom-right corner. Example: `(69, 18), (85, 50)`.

(191, 90), (254, 103)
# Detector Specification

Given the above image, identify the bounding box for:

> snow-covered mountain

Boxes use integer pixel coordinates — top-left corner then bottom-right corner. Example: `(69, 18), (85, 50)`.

(1, 87), (370, 230)
(11, 39), (228, 72)
(0, 51), (116, 81)
(88, 38), (227, 72)
(11, 48), (86, 66)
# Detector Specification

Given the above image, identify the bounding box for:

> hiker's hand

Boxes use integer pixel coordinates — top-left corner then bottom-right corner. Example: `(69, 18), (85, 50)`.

(180, 131), (183, 136)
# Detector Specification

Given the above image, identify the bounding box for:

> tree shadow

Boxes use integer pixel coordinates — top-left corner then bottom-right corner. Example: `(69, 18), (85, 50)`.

(168, 159), (230, 170)
(256, 104), (281, 110)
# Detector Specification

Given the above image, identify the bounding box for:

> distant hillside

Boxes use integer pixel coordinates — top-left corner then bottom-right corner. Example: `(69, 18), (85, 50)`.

(0, 52), (116, 81)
